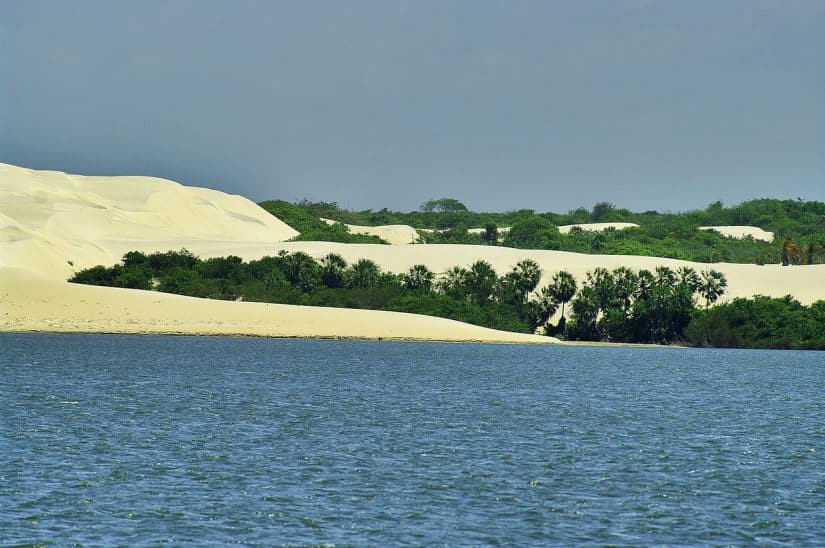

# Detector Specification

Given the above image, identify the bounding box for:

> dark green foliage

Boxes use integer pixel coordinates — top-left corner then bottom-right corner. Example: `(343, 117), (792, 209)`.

(402, 264), (435, 292)
(566, 266), (704, 344)
(503, 216), (561, 249)
(420, 198), (469, 213)
(482, 223), (498, 243)
(68, 250), (545, 334)
(273, 198), (824, 264)
(258, 200), (387, 244)
(69, 249), (820, 348)
(685, 296), (825, 350)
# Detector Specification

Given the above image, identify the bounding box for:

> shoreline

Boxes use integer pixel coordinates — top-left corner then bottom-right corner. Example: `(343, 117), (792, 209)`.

(0, 327), (560, 346)
(2, 326), (694, 349)
(3, 163), (822, 348)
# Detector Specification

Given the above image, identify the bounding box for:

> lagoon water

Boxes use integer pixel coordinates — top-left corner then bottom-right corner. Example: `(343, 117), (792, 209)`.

(2, 333), (824, 545)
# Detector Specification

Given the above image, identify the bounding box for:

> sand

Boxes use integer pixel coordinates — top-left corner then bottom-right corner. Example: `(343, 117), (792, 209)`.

(558, 222), (639, 234)
(1, 163), (297, 280)
(0, 268), (551, 343)
(0, 164), (554, 343)
(698, 226), (774, 242)
(3, 163), (822, 342)
(320, 218), (422, 245)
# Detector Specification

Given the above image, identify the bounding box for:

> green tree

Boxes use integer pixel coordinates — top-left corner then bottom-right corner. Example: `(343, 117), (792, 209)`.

(437, 266), (468, 299)
(482, 223), (499, 243)
(402, 264), (435, 291)
(590, 202), (616, 222)
(420, 198), (469, 213)
(320, 253), (348, 288)
(280, 251), (321, 292)
(532, 285), (560, 332)
(464, 260), (498, 304)
(698, 269), (728, 311)
(510, 259), (542, 304)
(503, 216), (561, 249)
(346, 259), (381, 289)
(676, 266), (701, 292)
(548, 271), (577, 321)
(568, 286), (601, 340)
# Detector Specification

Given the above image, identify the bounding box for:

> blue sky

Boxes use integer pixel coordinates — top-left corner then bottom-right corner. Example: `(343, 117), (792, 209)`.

(1, 0), (823, 212)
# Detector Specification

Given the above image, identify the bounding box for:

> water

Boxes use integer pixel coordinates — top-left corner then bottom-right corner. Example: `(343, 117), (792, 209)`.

(2, 334), (824, 545)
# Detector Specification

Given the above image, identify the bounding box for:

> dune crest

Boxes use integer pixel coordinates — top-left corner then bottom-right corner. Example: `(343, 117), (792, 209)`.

(0, 163), (555, 343)
(0, 163), (298, 279)
(698, 225), (774, 242)
(320, 218), (422, 244)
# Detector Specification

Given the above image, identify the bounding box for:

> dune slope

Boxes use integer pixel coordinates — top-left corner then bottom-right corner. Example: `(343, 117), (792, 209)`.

(0, 164), (555, 343)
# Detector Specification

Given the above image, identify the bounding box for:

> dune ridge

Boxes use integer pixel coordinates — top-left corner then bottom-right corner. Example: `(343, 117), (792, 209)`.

(2, 164), (822, 342)
(698, 225), (774, 242)
(0, 164), (554, 343)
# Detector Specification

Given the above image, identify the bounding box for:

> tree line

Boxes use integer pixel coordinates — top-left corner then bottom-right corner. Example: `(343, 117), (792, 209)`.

(279, 198), (825, 265)
(69, 250), (823, 349)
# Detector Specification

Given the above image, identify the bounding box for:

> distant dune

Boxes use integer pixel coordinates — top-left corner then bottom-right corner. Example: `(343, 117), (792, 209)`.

(320, 218), (421, 245)
(698, 225), (774, 242)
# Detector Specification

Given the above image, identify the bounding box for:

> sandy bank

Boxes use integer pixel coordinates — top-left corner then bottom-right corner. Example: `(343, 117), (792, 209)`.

(0, 164), (557, 344)
(0, 268), (555, 343)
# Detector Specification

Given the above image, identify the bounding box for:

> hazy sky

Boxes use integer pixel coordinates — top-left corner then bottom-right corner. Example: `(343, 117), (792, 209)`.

(1, 0), (823, 212)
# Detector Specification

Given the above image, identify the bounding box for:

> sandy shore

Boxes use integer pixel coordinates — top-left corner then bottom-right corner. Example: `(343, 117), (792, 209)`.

(0, 164), (557, 344)
(0, 268), (554, 343)
(2, 163), (822, 343)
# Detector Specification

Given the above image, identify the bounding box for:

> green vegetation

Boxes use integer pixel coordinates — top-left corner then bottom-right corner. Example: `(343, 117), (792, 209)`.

(265, 198), (825, 264)
(685, 296), (825, 350)
(564, 266), (722, 344)
(70, 249), (824, 349)
(69, 250), (558, 334)
(258, 200), (388, 244)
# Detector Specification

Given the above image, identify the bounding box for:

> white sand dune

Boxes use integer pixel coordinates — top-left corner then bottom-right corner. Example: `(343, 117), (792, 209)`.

(320, 218), (421, 245)
(698, 225), (774, 242)
(0, 268), (549, 343)
(558, 222), (639, 233)
(2, 163), (822, 342)
(1, 163), (298, 280)
(0, 164), (553, 343)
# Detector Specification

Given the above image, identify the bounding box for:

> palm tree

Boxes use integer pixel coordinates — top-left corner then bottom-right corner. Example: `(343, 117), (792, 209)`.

(511, 259), (541, 303)
(654, 266), (676, 288)
(437, 266), (468, 299)
(699, 269), (727, 311)
(346, 259), (381, 289)
(635, 269), (655, 301)
(532, 285), (560, 331)
(570, 286), (600, 339)
(464, 260), (498, 303)
(587, 267), (615, 312)
(611, 267), (638, 316)
(280, 251), (320, 292)
(402, 264), (435, 291)
(548, 271), (577, 321)
(676, 266), (701, 292)
(320, 253), (347, 288)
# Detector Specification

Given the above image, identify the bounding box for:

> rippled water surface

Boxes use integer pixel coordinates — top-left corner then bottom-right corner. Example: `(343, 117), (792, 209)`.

(2, 334), (824, 544)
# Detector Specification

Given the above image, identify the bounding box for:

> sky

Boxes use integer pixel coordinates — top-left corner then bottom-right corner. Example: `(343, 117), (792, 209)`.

(1, 0), (823, 213)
